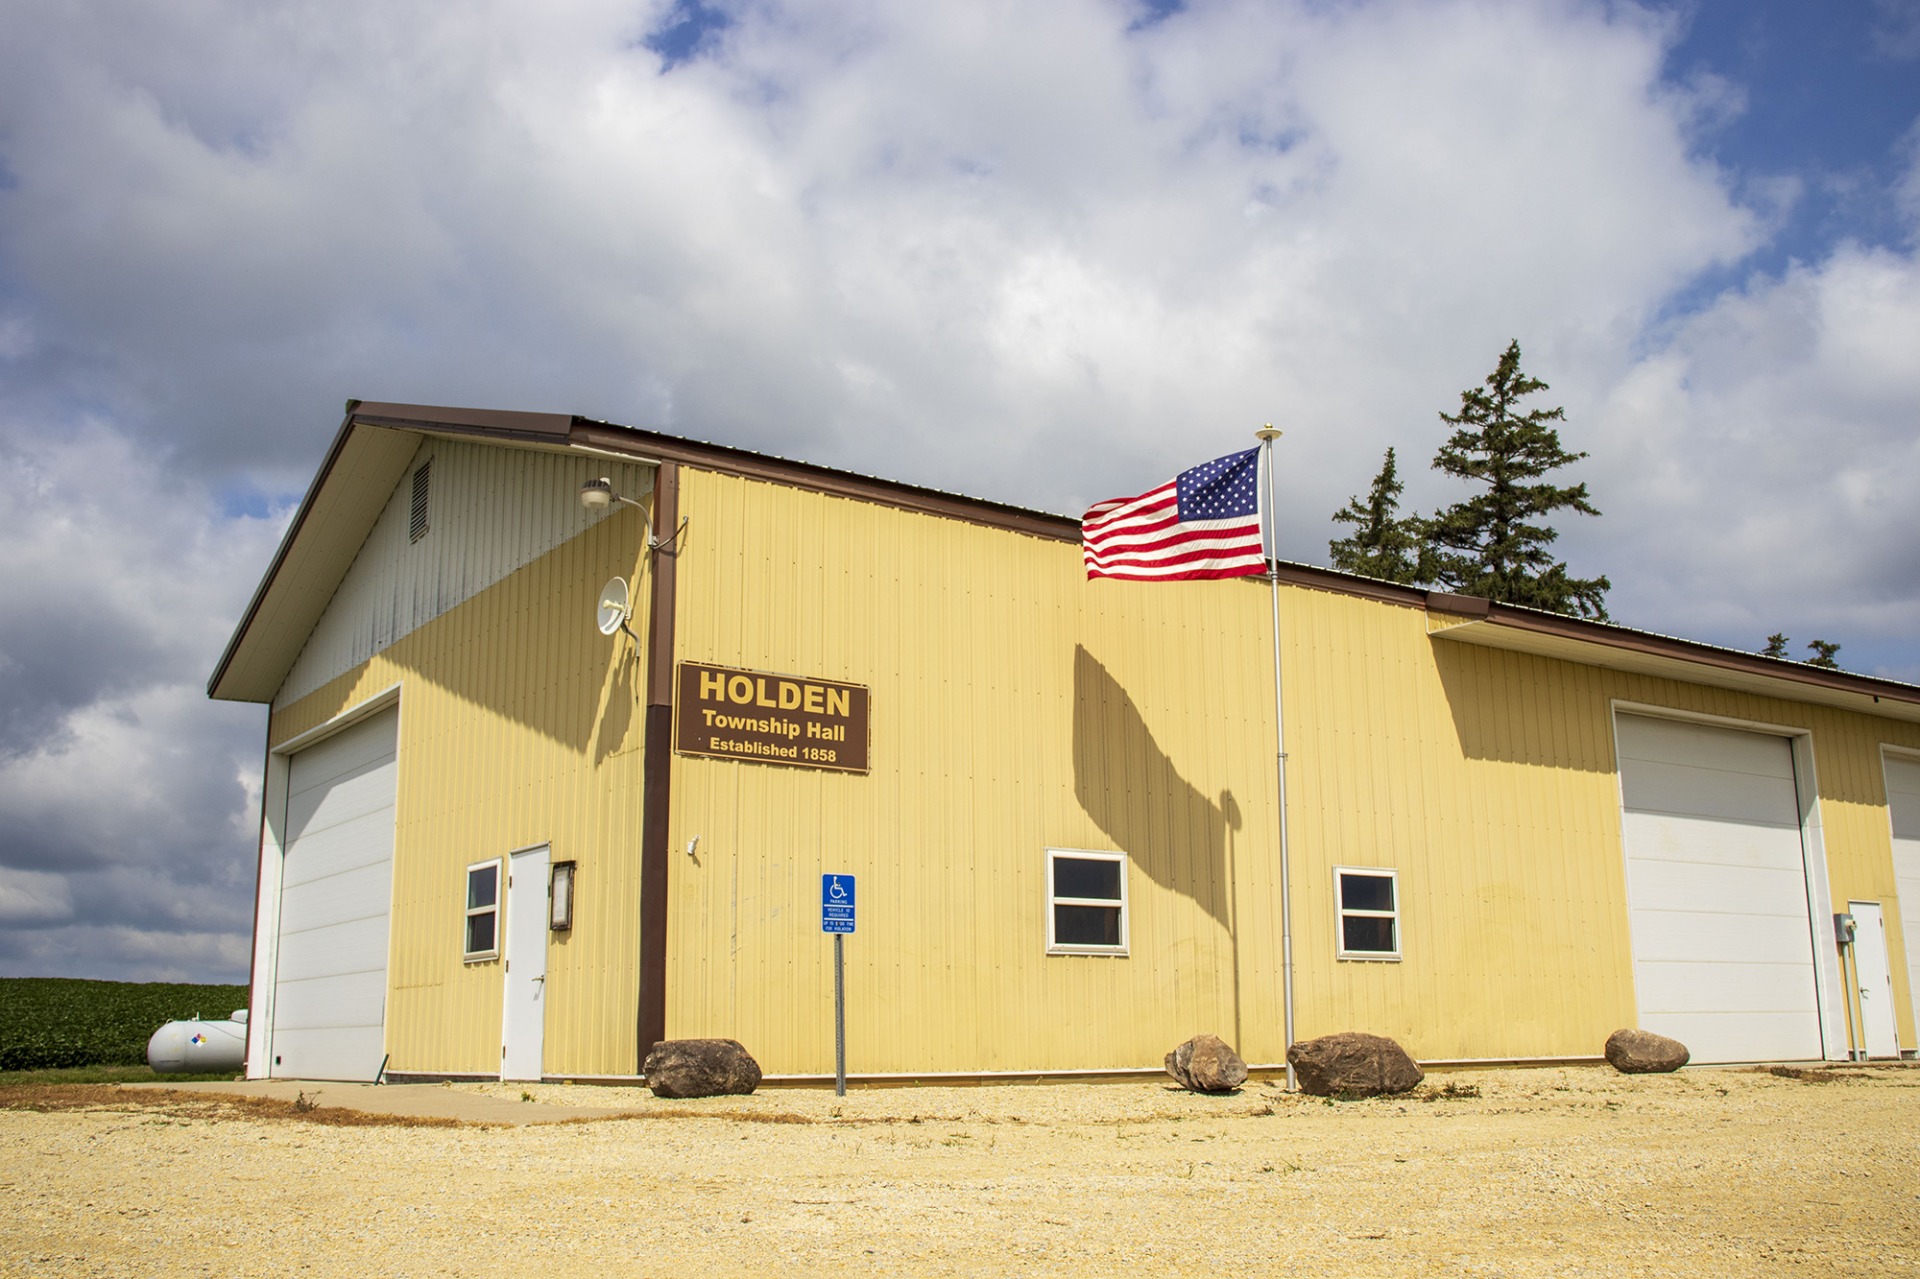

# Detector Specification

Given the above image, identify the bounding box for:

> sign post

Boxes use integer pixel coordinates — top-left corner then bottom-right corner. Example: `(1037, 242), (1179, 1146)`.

(821, 874), (855, 1096)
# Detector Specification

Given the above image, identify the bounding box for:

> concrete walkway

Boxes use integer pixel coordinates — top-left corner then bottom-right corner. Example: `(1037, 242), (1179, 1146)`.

(124, 1079), (656, 1126)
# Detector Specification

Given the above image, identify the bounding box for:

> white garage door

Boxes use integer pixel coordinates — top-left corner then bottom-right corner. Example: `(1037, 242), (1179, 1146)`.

(1886, 753), (1920, 1042)
(271, 708), (398, 1081)
(1617, 714), (1823, 1064)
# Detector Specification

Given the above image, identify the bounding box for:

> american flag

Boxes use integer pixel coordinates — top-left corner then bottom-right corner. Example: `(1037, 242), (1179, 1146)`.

(1082, 448), (1268, 581)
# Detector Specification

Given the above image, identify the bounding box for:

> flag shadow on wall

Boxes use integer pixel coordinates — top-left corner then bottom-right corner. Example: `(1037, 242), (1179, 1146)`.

(1072, 645), (1238, 930)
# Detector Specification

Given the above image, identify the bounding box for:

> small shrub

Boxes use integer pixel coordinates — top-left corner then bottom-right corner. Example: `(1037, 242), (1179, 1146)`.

(1419, 1081), (1482, 1102)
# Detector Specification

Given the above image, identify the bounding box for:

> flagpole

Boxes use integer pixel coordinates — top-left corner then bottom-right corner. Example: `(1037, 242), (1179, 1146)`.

(1256, 425), (1297, 1091)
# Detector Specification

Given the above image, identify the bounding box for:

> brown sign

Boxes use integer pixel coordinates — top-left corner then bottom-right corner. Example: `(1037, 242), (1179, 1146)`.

(674, 662), (870, 774)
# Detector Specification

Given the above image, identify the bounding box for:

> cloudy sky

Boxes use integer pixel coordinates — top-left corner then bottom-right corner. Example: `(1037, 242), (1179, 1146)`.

(2, 0), (1917, 983)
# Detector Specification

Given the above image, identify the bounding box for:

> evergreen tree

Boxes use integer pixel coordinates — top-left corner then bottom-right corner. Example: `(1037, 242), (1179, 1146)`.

(1806, 640), (1841, 669)
(1328, 447), (1426, 584)
(1762, 633), (1790, 658)
(1423, 340), (1610, 618)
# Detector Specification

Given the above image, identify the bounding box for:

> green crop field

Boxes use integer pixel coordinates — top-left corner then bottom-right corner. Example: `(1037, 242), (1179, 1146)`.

(0, 977), (249, 1071)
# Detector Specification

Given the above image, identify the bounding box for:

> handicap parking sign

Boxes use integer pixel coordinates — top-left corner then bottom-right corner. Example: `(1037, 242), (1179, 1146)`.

(822, 874), (855, 934)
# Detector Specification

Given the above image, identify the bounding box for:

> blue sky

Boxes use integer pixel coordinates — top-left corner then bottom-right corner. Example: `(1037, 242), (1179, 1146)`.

(0, 0), (1917, 982)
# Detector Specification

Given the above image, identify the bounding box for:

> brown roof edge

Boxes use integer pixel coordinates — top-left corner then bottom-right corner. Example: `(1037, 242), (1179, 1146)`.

(1479, 598), (1920, 708)
(566, 419), (1083, 543)
(351, 401), (576, 443)
(211, 400), (1920, 714)
(1424, 590), (1490, 617)
(206, 401), (370, 699)
(209, 402), (584, 699)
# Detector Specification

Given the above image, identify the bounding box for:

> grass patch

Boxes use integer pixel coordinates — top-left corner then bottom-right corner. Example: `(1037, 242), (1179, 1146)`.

(1757, 1065), (1870, 1083)
(0, 1085), (475, 1129)
(0, 977), (247, 1071)
(0, 1064), (239, 1087)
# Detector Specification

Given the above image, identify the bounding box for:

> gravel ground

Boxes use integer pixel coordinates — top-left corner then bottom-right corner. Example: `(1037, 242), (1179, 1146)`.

(4, 1063), (1918, 1277)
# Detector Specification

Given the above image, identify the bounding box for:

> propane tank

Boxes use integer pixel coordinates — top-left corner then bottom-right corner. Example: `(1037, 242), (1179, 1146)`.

(146, 1009), (248, 1074)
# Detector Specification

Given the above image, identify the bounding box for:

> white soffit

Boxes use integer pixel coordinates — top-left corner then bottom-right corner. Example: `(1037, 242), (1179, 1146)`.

(275, 436), (652, 708)
(212, 427), (423, 703)
(1428, 615), (1920, 726)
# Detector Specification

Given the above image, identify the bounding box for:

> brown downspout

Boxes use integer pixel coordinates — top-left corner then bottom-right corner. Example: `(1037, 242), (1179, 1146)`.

(637, 462), (680, 1067)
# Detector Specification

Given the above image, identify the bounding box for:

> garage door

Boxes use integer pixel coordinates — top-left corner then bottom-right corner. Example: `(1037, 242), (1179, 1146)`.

(1887, 753), (1920, 1042)
(1617, 714), (1822, 1064)
(271, 708), (398, 1081)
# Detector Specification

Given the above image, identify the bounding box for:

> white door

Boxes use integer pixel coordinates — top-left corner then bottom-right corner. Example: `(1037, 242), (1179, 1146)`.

(1886, 754), (1920, 1041)
(1616, 714), (1823, 1063)
(1850, 902), (1900, 1059)
(501, 845), (550, 1081)
(272, 708), (398, 1081)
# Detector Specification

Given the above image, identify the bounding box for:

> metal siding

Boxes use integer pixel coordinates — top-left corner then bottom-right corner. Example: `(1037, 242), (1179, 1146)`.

(261, 456), (1920, 1078)
(1885, 755), (1920, 1048)
(269, 501), (654, 1078)
(665, 470), (1644, 1073)
(278, 440), (652, 708)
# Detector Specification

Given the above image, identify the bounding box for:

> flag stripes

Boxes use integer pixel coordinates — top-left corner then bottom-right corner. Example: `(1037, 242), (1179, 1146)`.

(1082, 449), (1267, 581)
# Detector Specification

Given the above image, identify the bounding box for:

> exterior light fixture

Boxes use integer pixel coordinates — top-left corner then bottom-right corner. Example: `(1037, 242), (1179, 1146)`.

(578, 477), (685, 552)
(578, 477), (633, 512)
(550, 861), (576, 931)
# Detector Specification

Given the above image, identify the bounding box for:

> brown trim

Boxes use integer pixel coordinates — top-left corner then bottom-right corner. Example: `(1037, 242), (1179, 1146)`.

(567, 420), (1083, 543)
(214, 400), (1920, 716)
(207, 403), (366, 698)
(243, 726), (273, 1051)
(1425, 590), (1490, 617)
(350, 401), (576, 441)
(1261, 560), (1428, 608)
(1479, 600), (1920, 708)
(637, 462), (680, 1064)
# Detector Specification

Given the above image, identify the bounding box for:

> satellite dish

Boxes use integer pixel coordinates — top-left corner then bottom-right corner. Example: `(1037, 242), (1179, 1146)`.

(597, 577), (632, 637)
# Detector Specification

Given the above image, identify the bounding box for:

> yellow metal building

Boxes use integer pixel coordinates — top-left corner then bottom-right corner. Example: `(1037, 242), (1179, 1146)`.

(210, 403), (1920, 1082)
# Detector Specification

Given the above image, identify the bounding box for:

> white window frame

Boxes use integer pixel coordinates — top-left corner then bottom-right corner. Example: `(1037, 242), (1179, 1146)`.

(464, 858), (502, 961)
(1334, 865), (1400, 961)
(1046, 848), (1129, 956)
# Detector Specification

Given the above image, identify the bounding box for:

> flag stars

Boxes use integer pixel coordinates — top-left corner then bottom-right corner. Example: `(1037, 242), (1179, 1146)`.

(1177, 448), (1259, 521)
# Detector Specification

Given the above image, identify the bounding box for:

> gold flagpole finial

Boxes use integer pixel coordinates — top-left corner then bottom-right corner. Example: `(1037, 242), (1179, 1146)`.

(1256, 424), (1282, 442)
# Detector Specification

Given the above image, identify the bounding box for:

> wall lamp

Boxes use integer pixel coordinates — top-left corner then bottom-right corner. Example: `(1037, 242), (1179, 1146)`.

(579, 477), (685, 552)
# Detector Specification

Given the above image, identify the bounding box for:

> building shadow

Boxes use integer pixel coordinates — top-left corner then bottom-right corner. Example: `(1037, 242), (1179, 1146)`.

(1072, 645), (1233, 930)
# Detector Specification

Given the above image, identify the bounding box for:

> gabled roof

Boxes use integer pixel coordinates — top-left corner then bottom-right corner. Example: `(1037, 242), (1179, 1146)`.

(209, 402), (1920, 724)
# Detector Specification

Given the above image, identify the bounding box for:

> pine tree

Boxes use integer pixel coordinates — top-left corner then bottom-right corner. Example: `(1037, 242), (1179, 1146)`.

(1328, 447), (1426, 584)
(1762, 633), (1790, 658)
(1423, 340), (1611, 618)
(1806, 640), (1841, 669)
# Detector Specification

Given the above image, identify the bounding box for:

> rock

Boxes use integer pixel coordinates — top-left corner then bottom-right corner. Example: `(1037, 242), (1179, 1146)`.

(1286, 1032), (1424, 1097)
(642, 1038), (763, 1098)
(1604, 1029), (1689, 1074)
(1164, 1034), (1250, 1093)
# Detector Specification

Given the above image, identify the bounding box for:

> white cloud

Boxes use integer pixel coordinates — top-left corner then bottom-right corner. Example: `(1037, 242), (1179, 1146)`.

(1584, 242), (1920, 676)
(0, 420), (273, 977)
(0, 0), (1917, 975)
(0, 868), (72, 926)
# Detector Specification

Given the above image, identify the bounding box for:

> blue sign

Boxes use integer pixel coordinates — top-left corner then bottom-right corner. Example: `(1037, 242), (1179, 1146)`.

(822, 874), (856, 934)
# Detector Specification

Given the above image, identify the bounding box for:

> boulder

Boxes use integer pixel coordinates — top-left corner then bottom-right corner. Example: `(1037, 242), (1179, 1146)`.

(642, 1038), (763, 1098)
(1604, 1028), (1689, 1074)
(1164, 1034), (1250, 1093)
(1286, 1032), (1424, 1097)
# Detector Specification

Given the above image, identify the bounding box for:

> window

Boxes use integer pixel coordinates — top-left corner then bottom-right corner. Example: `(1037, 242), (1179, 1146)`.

(1335, 867), (1400, 960)
(549, 861), (576, 931)
(465, 860), (500, 959)
(409, 458), (431, 543)
(1047, 849), (1128, 955)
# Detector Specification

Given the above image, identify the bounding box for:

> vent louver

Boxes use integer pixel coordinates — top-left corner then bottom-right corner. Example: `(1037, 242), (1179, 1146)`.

(409, 459), (431, 543)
